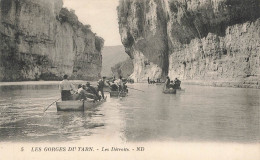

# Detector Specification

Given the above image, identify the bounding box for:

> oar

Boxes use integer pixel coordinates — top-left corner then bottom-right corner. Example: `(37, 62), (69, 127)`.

(44, 97), (61, 112)
(127, 87), (145, 92)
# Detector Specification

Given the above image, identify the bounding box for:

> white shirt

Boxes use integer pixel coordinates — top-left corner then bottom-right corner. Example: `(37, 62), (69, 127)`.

(77, 88), (83, 93)
(59, 79), (75, 91)
(115, 79), (123, 86)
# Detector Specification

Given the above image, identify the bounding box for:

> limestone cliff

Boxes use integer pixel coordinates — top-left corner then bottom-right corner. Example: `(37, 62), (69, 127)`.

(111, 57), (133, 78)
(118, 0), (260, 87)
(0, 0), (104, 81)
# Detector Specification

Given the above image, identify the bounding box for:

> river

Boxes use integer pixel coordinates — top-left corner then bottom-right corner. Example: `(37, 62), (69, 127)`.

(0, 83), (259, 144)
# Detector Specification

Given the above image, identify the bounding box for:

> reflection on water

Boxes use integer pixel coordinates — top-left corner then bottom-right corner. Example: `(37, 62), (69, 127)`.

(0, 83), (259, 143)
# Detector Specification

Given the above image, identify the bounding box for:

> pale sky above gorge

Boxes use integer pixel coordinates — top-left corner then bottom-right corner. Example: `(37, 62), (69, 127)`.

(63, 0), (122, 46)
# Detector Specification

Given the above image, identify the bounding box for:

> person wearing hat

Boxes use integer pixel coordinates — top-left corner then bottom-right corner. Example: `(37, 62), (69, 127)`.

(59, 75), (76, 101)
(97, 76), (106, 99)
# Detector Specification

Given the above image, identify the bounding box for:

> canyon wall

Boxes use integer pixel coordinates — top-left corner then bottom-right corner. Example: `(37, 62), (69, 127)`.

(0, 0), (104, 81)
(118, 0), (260, 87)
(111, 57), (133, 78)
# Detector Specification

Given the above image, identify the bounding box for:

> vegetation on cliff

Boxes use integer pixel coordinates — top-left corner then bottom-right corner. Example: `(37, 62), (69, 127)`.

(0, 0), (104, 81)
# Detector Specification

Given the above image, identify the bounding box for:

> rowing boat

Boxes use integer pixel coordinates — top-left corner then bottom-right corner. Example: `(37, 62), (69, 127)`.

(176, 88), (185, 92)
(163, 88), (176, 94)
(110, 91), (127, 97)
(56, 98), (106, 111)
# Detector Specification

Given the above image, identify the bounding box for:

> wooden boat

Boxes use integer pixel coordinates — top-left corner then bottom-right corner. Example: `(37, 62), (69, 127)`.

(103, 86), (111, 92)
(163, 88), (176, 94)
(56, 98), (106, 111)
(110, 91), (127, 97)
(176, 88), (185, 92)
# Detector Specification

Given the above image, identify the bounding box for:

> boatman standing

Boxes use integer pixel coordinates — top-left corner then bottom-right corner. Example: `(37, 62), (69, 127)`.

(59, 75), (76, 101)
(97, 76), (106, 99)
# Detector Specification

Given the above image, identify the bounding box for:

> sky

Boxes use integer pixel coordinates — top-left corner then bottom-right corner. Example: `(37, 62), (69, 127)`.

(63, 0), (122, 46)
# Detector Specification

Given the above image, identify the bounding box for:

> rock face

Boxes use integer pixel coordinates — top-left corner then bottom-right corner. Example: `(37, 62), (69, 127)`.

(118, 0), (260, 87)
(111, 57), (133, 78)
(0, 0), (104, 81)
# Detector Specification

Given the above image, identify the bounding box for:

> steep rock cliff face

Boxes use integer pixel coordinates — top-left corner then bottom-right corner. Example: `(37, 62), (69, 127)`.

(0, 0), (104, 81)
(111, 57), (133, 78)
(118, 0), (260, 87)
(118, 0), (169, 81)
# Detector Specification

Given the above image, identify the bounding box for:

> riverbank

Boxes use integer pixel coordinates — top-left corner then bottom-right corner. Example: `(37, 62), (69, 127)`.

(137, 78), (259, 89)
(182, 79), (259, 89)
(0, 80), (90, 86)
(0, 79), (259, 89)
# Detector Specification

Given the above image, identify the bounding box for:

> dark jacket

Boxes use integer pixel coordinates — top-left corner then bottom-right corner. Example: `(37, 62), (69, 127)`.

(165, 78), (170, 88)
(98, 80), (105, 89)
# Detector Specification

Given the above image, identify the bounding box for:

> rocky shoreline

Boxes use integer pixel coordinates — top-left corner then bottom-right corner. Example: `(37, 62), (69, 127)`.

(182, 80), (259, 89)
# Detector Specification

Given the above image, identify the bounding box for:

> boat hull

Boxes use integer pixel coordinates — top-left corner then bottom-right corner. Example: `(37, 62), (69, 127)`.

(56, 99), (105, 111)
(103, 86), (110, 92)
(110, 91), (127, 97)
(176, 88), (185, 92)
(163, 89), (176, 94)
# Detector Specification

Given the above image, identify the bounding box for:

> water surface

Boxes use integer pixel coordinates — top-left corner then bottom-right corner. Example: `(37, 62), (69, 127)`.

(0, 83), (259, 143)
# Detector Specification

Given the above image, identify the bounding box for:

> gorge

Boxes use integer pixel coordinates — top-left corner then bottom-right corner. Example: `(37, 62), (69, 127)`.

(117, 0), (260, 88)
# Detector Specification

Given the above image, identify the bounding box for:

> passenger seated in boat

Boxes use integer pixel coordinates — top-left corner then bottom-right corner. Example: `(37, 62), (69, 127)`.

(173, 78), (181, 89)
(76, 84), (83, 92)
(115, 76), (128, 92)
(83, 85), (98, 101)
(71, 84), (81, 100)
(76, 84), (87, 100)
(122, 83), (128, 92)
(109, 82), (118, 91)
(115, 76), (124, 91)
(168, 81), (175, 89)
(85, 82), (101, 101)
(165, 76), (171, 89)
